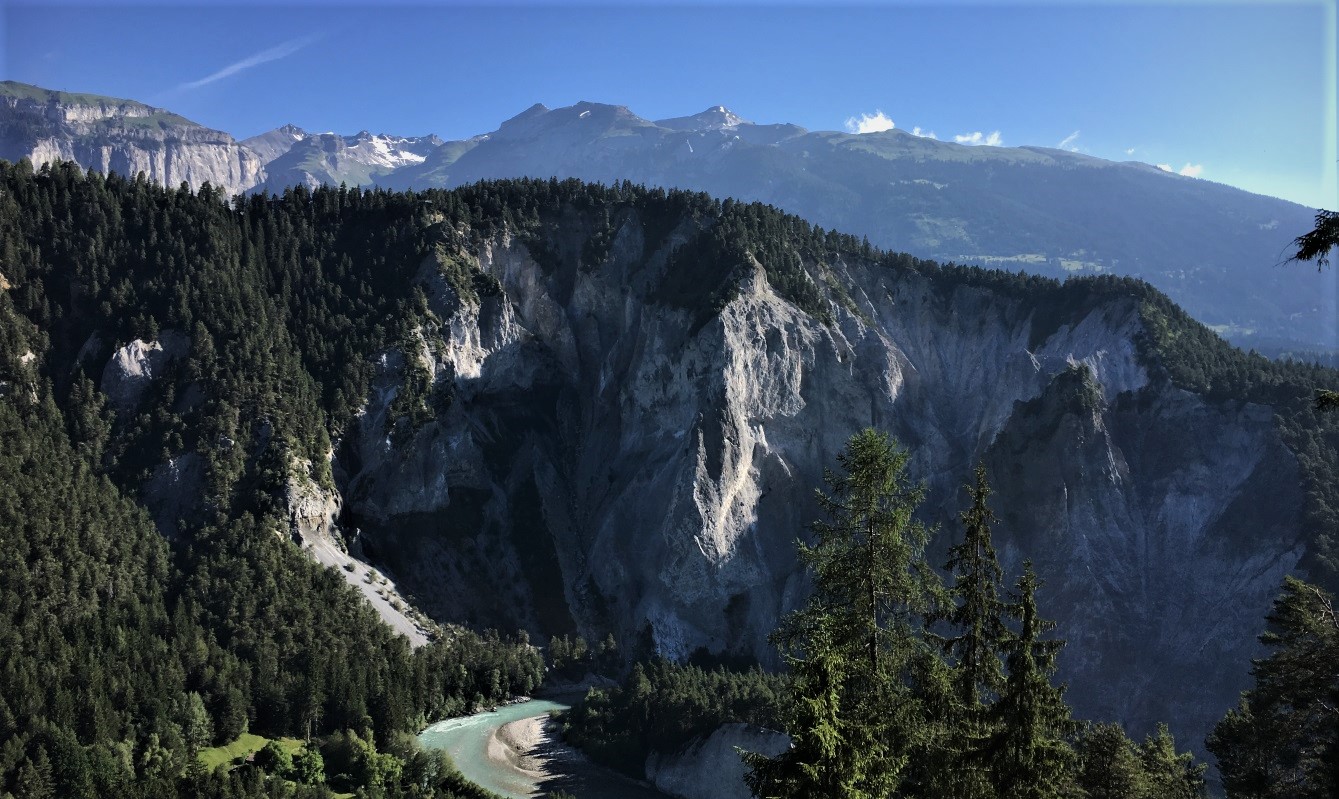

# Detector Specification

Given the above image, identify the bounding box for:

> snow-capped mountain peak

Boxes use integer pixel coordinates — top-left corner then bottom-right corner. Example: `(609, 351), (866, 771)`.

(655, 105), (750, 131)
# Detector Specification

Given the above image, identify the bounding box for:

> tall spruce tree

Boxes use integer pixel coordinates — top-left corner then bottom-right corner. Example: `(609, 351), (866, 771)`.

(990, 563), (1076, 799)
(745, 429), (940, 799)
(1138, 723), (1206, 799)
(927, 464), (1010, 798)
(1075, 722), (1149, 799)
(1208, 577), (1339, 799)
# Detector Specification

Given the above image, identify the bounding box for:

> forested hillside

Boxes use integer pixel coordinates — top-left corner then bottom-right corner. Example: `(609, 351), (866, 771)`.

(0, 161), (544, 798)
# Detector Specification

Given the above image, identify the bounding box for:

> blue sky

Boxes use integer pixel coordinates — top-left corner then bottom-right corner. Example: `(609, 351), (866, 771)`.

(3, 1), (1335, 209)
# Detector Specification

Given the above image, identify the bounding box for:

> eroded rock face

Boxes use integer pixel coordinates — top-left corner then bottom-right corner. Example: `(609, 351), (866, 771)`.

(101, 331), (190, 412)
(286, 467), (434, 647)
(335, 214), (1304, 749)
(646, 723), (790, 799)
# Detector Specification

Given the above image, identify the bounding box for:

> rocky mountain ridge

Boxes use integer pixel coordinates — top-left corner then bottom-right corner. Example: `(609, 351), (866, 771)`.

(0, 81), (265, 196)
(1, 80), (1328, 353)
(248, 126), (445, 190)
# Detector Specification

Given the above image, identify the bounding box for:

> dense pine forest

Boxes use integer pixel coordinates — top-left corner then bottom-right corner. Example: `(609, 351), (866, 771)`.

(1, 160), (1337, 797)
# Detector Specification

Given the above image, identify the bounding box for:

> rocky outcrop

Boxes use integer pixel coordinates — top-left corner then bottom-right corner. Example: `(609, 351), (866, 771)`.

(646, 723), (790, 799)
(100, 331), (190, 412)
(0, 82), (264, 195)
(334, 213), (1307, 751)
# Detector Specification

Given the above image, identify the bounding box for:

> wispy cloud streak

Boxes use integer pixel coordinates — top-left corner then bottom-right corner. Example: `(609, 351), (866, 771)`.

(179, 33), (321, 91)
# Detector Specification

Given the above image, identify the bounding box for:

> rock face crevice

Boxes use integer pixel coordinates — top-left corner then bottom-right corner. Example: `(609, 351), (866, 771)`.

(329, 213), (1301, 749)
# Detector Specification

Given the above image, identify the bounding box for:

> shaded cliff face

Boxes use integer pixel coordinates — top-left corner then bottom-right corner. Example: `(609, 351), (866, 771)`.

(334, 207), (1304, 751)
(0, 81), (264, 196)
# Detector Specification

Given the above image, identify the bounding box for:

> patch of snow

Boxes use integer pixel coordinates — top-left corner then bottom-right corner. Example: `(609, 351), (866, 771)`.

(343, 134), (431, 169)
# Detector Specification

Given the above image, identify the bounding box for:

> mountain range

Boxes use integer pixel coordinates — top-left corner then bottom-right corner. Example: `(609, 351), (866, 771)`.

(0, 79), (1330, 355)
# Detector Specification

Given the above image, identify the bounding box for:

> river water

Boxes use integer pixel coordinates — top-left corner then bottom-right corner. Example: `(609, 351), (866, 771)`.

(418, 699), (670, 799)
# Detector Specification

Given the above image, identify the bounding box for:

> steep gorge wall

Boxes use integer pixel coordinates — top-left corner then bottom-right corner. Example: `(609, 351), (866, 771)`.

(333, 212), (1303, 749)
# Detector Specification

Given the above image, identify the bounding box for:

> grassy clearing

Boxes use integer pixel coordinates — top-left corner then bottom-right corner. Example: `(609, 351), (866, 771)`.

(197, 732), (305, 771)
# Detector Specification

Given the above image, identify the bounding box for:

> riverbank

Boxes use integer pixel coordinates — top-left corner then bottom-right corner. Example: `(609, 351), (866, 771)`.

(489, 716), (562, 779)
(418, 698), (669, 799)
(485, 713), (667, 798)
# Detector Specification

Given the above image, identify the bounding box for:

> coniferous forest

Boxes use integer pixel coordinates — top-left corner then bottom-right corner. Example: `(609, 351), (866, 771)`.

(0, 160), (1336, 798)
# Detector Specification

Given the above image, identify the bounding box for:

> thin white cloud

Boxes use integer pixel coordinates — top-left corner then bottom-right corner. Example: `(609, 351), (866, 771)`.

(179, 33), (321, 91)
(1157, 163), (1174, 172)
(1057, 130), (1080, 151)
(911, 126), (937, 139)
(1125, 147), (1136, 156)
(845, 110), (895, 134)
(954, 130), (1003, 147)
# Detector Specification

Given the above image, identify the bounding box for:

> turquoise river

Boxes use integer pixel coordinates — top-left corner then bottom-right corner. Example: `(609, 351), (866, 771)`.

(418, 699), (670, 799)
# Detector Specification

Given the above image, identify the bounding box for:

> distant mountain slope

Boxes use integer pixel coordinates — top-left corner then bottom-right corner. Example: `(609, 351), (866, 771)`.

(240, 122), (305, 163)
(0, 80), (264, 196)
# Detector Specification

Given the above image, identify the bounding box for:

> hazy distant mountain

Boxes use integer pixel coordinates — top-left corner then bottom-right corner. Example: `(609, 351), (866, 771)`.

(240, 122), (306, 164)
(247, 126), (444, 190)
(0, 80), (263, 196)
(1, 82), (1328, 351)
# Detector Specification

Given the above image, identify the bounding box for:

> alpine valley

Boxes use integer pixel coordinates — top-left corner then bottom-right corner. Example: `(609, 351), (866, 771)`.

(2, 79), (1338, 799)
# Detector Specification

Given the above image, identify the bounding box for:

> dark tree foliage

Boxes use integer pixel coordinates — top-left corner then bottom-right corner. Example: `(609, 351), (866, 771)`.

(1208, 577), (1339, 799)
(988, 564), (1076, 799)
(0, 161), (545, 798)
(920, 465), (1010, 798)
(745, 430), (942, 799)
(559, 660), (787, 778)
(1288, 209), (1339, 270)
(1075, 722), (1205, 799)
(1281, 208), (1339, 410)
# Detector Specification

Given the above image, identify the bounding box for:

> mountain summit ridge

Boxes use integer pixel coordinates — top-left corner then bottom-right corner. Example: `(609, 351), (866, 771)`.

(0, 81), (1327, 352)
